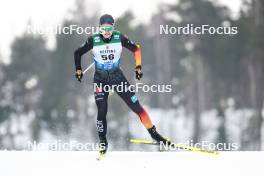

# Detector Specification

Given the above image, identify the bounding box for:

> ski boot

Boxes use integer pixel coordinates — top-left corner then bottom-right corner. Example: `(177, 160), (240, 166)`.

(147, 125), (171, 145)
(99, 136), (108, 155)
(97, 136), (108, 160)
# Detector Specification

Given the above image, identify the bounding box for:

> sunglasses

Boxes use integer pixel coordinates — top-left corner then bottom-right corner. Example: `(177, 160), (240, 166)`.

(100, 26), (114, 34)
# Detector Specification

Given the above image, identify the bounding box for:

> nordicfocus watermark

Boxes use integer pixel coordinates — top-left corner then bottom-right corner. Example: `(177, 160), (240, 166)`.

(27, 140), (105, 151)
(159, 140), (239, 151)
(94, 82), (172, 93)
(160, 24), (238, 35)
(27, 24), (107, 35)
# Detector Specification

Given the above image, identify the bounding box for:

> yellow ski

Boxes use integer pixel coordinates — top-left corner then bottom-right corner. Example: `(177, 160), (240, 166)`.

(130, 139), (219, 155)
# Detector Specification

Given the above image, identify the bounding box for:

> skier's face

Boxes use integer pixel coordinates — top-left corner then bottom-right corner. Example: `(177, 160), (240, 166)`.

(100, 24), (114, 39)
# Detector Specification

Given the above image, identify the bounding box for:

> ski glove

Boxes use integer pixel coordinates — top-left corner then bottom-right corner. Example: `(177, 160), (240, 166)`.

(75, 70), (83, 82)
(135, 65), (143, 80)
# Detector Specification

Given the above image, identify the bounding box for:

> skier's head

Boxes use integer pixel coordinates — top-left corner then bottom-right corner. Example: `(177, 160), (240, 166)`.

(99, 14), (114, 39)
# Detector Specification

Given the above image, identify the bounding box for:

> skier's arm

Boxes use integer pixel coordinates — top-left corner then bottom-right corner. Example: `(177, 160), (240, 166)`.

(121, 34), (143, 80)
(74, 36), (93, 71)
(120, 34), (142, 68)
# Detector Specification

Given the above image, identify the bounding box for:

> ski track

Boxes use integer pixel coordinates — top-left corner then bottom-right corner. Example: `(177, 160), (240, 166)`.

(0, 151), (262, 176)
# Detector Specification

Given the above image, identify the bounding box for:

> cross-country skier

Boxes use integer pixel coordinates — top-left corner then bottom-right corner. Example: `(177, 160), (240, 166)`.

(74, 14), (170, 155)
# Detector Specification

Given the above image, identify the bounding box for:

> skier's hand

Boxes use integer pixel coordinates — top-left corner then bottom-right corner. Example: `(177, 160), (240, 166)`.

(75, 69), (83, 82)
(135, 65), (143, 80)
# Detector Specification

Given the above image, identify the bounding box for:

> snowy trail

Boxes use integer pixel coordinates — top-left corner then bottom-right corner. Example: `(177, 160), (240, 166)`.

(0, 151), (262, 176)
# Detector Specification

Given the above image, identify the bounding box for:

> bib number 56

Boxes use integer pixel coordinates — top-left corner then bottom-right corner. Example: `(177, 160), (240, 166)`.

(101, 54), (114, 60)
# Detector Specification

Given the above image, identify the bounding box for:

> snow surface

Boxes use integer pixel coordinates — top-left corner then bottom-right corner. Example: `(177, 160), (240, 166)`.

(0, 151), (263, 176)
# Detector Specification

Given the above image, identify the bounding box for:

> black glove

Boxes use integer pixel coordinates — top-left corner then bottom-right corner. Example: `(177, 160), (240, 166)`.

(135, 65), (143, 80)
(75, 71), (83, 82)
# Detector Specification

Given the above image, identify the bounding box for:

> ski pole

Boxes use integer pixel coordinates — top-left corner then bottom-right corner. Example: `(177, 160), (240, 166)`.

(83, 62), (95, 75)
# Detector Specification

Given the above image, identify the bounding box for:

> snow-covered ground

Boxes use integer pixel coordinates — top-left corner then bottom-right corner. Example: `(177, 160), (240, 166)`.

(0, 151), (263, 176)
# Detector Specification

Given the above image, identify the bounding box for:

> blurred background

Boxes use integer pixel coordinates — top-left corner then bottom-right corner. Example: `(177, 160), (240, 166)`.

(0, 0), (263, 151)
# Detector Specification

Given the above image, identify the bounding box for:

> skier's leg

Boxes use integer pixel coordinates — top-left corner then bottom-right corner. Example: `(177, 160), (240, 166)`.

(113, 70), (171, 144)
(111, 70), (153, 128)
(117, 89), (153, 129)
(116, 86), (170, 143)
(95, 90), (109, 138)
(94, 80), (109, 154)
